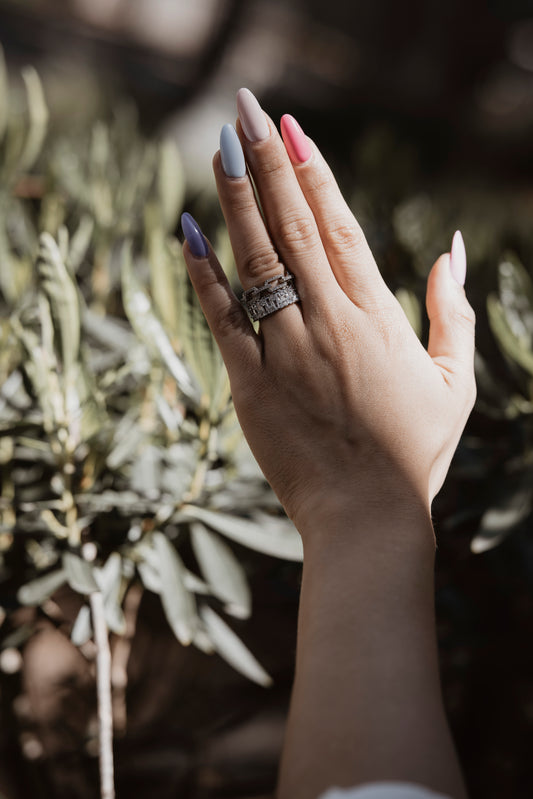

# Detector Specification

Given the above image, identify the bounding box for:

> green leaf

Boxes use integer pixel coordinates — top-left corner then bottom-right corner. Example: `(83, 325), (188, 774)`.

(200, 605), (273, 687)
(395, 288), (422, 339)
(166, 239), (230, 418)
(106, 411), (145, 470)
(1, 623), (34, 650)
(153, 532), (197, 646)
(121, 242), (199, 403)
(71, 605), (92, 646)
(67, 215), (94, 273)
(191, 522), (251, 619)
(135, 539), (210, 595)
(157, 139), (185, 232)
(181, 505), (303, 562)
(17, 568), (67, 606)
(148, 226), (178, 336)
(130, 445), (161, 498)
(19, 66), (48, 172)
(498, 253), (533, 335)
(37, 232), (81, 374)
(0, 46), (8, 143)
(471, 480), (532, 554)
(487, 294), (533, 376)
(63, 552), (99, 595)
(137, 560), (161, 594)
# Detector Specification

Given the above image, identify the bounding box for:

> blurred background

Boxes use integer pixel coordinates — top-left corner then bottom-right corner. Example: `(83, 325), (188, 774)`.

(2, 0), (533, 797)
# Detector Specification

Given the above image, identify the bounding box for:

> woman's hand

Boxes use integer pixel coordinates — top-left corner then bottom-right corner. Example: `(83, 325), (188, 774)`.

(181, 89), (475, 541)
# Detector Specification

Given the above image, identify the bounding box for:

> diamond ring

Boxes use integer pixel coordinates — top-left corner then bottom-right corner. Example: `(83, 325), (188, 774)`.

(241, 273), (300, 321)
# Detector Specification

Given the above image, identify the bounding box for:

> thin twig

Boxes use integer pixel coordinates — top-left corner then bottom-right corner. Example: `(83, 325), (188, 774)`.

(90, 590), (115, 799)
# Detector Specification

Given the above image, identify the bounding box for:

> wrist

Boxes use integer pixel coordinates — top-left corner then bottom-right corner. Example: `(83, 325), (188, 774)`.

(291, 474), (435, 562)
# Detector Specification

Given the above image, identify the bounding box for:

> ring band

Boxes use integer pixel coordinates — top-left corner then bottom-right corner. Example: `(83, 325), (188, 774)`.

(241, 273), (300, 321)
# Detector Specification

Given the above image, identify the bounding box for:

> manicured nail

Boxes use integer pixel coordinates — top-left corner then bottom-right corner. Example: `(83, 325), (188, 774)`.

(181, 212), (209, 258)
(220, 123), (246, 177)
(237, 88), (270, 142)
(280, 114), (312, 165)
(450, 230), (466, 286)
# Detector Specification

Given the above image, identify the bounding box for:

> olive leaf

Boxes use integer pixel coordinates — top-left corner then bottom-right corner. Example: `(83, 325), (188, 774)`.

(153, 532), (198, 646)
(181, 505), (303, 562)
(487, 254), (533, 378)
(471, 475), (533, 554)
(147, 226), (179, 337)
(157, 139), (185, 233)
(71, 605), (92, 646)
(190, 522), (252, 619)
(67, 215), (94, 273)
(17, 568), (67, 606)
(63, 552), (99, 595)
(200, 605), (273, 688)
(121, 242), (200, 403)
(0, 46), (8, 143)
(136, 539), (209, 596)
(395, 287), (422, 339)
(37, 233), (80, 374)
(19, 67), (48, 172)
(487, 294), (533, 377)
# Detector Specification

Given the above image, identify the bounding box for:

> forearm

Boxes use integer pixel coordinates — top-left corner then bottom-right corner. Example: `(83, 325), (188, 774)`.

(277, 497), (467, 799)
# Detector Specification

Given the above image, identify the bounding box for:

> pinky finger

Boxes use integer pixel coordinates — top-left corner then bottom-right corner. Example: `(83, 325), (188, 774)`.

(181, 212), (260, 375)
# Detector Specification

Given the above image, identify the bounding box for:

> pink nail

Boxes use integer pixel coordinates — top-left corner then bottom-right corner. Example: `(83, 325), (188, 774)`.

(237, 88), (270, 142)
(450, 230), (466, 286)
(280, 114), (312, 164)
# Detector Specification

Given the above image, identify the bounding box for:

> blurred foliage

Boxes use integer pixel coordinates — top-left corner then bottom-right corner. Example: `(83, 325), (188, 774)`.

(0, 49), (303, 689)
(2, 41), (533, 702)
(348, 122), (533, 558)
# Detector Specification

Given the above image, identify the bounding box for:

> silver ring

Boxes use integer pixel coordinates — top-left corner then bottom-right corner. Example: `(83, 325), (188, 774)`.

(241, 273), (300, 321)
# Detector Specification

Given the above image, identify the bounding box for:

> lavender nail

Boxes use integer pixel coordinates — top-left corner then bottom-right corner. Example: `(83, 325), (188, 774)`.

(181, 212), (209, 258)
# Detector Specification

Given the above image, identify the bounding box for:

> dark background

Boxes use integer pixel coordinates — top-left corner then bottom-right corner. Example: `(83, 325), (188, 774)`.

(2, 1), (533, 797)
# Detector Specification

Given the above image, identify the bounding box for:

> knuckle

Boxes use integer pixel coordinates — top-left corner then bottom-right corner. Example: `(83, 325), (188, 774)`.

(242, 247), (282, 281)
(305, 170), (332, 199)
(257, 150), (286, 178)
(323, 219), (365, 258)
(276, 214), (317, 251)
(455, 303), (476, 331)
(212, 301), (247, 339)
(193, 265), (220, 294)
(228, 194), (257, 217)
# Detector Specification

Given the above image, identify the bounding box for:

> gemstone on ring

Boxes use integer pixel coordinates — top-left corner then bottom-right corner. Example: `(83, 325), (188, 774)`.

(241, 273), (300, 321)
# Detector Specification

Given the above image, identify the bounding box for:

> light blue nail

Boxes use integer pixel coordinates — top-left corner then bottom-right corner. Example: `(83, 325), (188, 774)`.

(220, 123), (246, 178)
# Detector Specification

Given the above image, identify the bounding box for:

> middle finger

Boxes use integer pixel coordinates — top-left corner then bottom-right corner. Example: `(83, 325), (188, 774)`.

(235, 114), (334, 301)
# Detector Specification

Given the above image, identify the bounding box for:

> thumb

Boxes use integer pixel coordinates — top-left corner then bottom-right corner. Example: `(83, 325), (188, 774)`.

(426, 231), (476, 395)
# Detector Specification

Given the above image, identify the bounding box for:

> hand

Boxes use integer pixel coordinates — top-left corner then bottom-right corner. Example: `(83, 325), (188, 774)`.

(181, 90), (476, 539)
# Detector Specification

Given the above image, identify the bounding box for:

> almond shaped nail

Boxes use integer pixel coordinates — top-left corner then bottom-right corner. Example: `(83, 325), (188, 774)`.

(280, 114), (312, 164)
(220, 123), (246, 178)
(450, 230), (466, 286)
(181, 212), (209, 258)
(237, 88), (270, 142)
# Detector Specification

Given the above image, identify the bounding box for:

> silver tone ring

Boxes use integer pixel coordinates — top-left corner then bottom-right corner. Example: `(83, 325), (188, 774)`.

(241, 273), (300, 322)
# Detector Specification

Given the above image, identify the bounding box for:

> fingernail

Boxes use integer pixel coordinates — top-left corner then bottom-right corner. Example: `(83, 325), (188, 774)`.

(280, 114), (312, 164)
(181, 212), (209, 258)
(220, 123), (246, 177)
(237, 88), (270, 142)
(450, 230), (466, 286)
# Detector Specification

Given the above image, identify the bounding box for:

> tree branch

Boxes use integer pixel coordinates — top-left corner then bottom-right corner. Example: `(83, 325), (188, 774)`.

(90, 591), (115, 799)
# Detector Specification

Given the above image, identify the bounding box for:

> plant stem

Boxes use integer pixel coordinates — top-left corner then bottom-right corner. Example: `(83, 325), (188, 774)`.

(90, 590), (115, 799)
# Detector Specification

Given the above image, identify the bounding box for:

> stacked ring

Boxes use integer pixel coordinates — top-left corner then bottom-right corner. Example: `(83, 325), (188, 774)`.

(241, 273), (300, 321)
